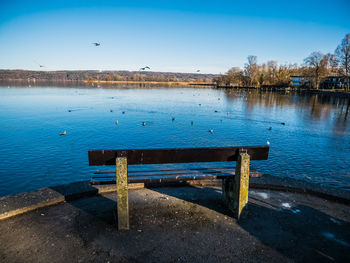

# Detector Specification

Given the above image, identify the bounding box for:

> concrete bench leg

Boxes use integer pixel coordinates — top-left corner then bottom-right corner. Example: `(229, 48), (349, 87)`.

(222, 152), (250, 219)
(116, 157), (129, 230)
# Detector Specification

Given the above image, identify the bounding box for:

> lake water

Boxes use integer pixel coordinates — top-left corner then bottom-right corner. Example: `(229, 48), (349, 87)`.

(0, 84), (350, 197)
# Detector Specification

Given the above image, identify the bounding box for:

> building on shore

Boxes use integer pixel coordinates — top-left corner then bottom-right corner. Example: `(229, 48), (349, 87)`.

(290, 76), (311, 88)
(291, 75), (349, 90)
(319, 76), (350, 89)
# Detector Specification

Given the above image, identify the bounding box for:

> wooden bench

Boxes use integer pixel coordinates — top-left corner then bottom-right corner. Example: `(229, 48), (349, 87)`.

(88, 146), (269, 230)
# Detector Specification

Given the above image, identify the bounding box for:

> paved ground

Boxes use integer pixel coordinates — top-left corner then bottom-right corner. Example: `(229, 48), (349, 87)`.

(0, 186), (349, 263)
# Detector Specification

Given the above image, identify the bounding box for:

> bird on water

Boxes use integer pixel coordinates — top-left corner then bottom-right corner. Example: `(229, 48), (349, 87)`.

(59, 131), (66, 136)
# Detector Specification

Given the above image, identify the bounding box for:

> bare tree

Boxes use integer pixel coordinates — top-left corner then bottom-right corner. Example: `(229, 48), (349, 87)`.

(276, 64), (291, 86)
(266, 60), (278, 85)
(226, 67), (243, 86)
(258, 63), (267, 86)
(303, 52), (329, 89)
(335, 34), (350, 90)
(327, 53), (338, 75)
(244, 55), (259, 87)
(213, 75), (226, 86)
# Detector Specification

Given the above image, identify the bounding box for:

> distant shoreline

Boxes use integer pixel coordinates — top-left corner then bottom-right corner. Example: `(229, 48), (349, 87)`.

(0, 69), (217, 84)
(84, 80), (215, 86)
(1, 79), (349, 96)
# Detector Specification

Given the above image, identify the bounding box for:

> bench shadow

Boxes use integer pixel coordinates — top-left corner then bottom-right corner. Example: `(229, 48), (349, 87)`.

(149, 183), (234, 217)
(240, 199), (350, 262)
(50, 182), (118, 226)
(150, 185), (350, 262)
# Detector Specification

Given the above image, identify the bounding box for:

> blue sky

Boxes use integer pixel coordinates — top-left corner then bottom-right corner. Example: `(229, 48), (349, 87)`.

(0, 0), (349, 73)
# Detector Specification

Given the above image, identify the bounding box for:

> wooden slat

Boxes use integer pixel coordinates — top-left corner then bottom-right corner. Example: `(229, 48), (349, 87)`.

(93, 166), (238, 174)
(88, 146), (269, 166)
(91, 174), (230, 185)
(93, 170), (234, 179)
(91, 170), (261, 181)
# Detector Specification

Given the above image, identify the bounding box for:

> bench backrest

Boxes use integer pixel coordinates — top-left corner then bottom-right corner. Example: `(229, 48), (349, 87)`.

(88, 146), (269, 166)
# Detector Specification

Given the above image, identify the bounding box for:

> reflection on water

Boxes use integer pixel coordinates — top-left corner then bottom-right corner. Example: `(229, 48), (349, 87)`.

(0, 84), (349, 197)
(224, 89), (350, 137)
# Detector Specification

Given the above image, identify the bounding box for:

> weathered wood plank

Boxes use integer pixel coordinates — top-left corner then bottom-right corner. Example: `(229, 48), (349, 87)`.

(88, 146), (269, 166)
(92, 174), (230, 185)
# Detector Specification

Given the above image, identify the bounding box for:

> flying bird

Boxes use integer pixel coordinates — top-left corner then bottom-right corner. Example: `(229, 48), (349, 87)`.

(196, 70), (200, 72)
(34, 60), (45, 68)
(140, 66), (150, 71)
(92, 42), (100, 46)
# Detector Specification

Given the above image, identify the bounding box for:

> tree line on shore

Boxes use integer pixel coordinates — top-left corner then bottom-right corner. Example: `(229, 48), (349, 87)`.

(214, 34), (350, 90)
(0, 70), (214, 83)
(93, 72), (212, 83)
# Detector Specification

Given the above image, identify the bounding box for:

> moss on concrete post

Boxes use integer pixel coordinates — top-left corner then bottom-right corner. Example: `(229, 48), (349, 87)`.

(116, 156), (129, 230)
(234, 152), (250, 219)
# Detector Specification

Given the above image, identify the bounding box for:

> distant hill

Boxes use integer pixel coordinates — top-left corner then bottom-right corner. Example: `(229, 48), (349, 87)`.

(0, 70), (217, 83)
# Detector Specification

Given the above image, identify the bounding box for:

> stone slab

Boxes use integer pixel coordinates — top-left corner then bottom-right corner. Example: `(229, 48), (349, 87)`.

(0, 187), (65, 220)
